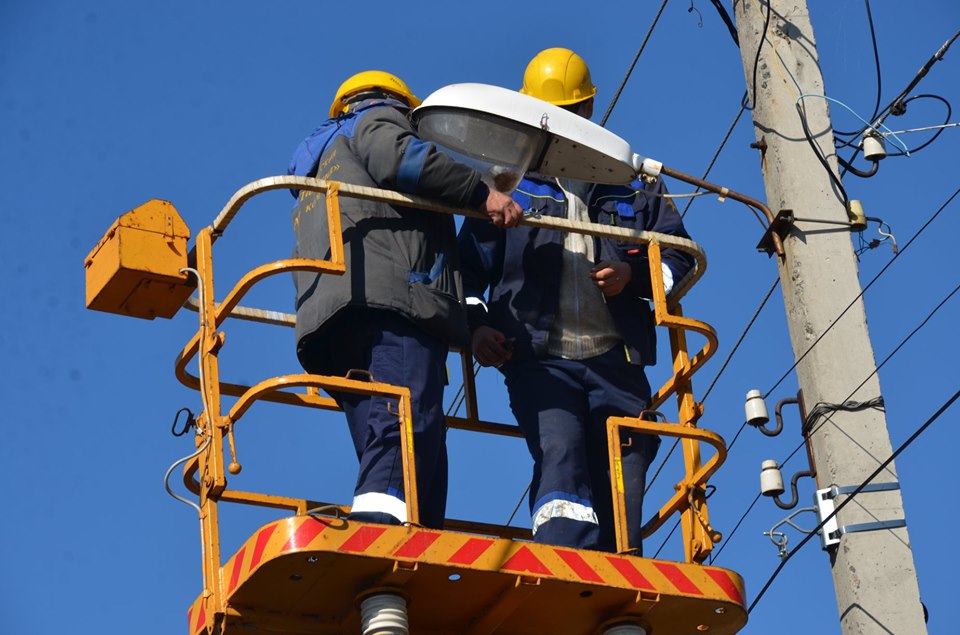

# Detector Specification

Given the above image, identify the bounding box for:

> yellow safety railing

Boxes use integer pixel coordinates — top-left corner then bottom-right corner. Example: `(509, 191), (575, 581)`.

(172, 175), (726, 615)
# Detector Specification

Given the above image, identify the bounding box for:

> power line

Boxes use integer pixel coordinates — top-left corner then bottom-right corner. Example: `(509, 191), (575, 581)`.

(833, 0), (882, 138)
(708, 0), (739, 47)
(652, 510), (682, 559)
(747, 0), (772, 110)
(717, 275), (960, 560)
(645, 274), (778, 495)
(710, 491), (762, 563)
(795, 100), (851, 207)
(882, 94), (954, 156)
(779, 276), (960, 468)
(838, 29), (959, 170)
(747, 384), (960, 614)
(445, 360), (480, 417)
(764, 184), (960, 397)
(645, 437), (680, 495)
(680, 97), (748, 218)
(599, 0), (670, 127)
(884, 120), (960, 136)
(873, 29), (958, 131)
(701, 274), (780, 404)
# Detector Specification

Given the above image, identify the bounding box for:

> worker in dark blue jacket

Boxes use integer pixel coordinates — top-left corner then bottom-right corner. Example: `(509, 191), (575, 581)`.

(289, 70), (522, 529)
(457, 49), (695, 553)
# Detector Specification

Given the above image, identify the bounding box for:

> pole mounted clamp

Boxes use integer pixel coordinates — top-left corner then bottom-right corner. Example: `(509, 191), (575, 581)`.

(814, 482), (905, 549)
(757, 209), (795, 255)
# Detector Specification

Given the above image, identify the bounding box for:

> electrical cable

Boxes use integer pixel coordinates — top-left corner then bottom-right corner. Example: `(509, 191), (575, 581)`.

(709, 0), (739, 47)
(505, 482), (531, 527)
(747, 384), (960, 614)
(841, 29), (958, 143)
(838, 29), (959, 167)
(878, 29), (959, 128)
(802, 396), (885, 436)
(163, 436), (212, 514)
(855, 217), (897, 257)
(659, 191), (719, 200)
(687, 0), (703, 28)
(445, 358), (537, 528)
(883, 94), (953, 156)
(599, 0), (670, 127)
(179, 267), (214, 421)
(799, 93), (909, 154)
(764, 184), (960, 398)
(646, 274), (776, 492)
(840, 94), (953, 176)
(717, 197), (960, 562)
(836, 155), (879, 179)
(716, 277), (960, 561)
(645, 438), (680, 495)
(444, 358), (535, 528)
(164, 266), (215, 514)
(833, 0), (882, 137)
(445, 360), (481, 417)
(645, 275), (778, 494)
(681, 97), (748, 218)
(884, 121), (960, 137)
(652, 512), (683, 559)
(709, 491), (762, 563)
(726, 421), (749, 453)
(795, 101), (850, 208)
(780, 277), (960, 469)
(746, 0), (773, 110)
(701, 275), (781, 404)
(864, 0), (882, 122)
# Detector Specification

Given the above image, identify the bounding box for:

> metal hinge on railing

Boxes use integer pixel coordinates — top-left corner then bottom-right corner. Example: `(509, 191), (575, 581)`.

(814, 482), (906, 549)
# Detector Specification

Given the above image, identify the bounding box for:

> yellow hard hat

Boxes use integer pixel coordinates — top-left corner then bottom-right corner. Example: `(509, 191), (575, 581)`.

(328, 70), (421, 118)
(519, 48), (597, 106)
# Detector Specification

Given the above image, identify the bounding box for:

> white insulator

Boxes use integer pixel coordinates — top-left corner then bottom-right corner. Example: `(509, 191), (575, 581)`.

(760, 459), (786, 497)
(745, 389), (769, 426)
(360, 593), (409, 635)
(603, 624), (647, 635)
(862, 133), (886, 161)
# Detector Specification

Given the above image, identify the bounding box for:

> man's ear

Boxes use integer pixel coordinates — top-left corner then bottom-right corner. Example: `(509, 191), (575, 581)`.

(579, 97), (595, 120)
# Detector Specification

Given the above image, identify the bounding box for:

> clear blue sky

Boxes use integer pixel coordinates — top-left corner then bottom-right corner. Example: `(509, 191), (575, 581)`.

(2, 2), (958, 633)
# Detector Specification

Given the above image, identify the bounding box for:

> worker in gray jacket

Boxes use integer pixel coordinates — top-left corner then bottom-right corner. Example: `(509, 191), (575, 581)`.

(288, 70), (522, 529)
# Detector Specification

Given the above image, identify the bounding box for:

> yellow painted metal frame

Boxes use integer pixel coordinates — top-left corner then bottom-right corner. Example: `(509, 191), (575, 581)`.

(607, 241), (723, 563)
(135, 175), (737, 634)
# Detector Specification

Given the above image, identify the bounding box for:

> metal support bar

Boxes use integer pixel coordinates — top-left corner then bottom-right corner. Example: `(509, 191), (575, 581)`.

(756, 209), (795, 256)
(832, 519), (907, 540)
(828, 482), (901, 497)
(814, 482), (903, 549)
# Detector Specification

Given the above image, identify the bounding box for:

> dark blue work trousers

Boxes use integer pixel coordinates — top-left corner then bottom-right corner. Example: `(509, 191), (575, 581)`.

(502, 346), (660, 553)
(298, 308), (448, 529)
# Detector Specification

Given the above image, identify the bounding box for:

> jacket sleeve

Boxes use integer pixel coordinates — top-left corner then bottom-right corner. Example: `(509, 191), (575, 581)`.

(456, 216), (504, 332)
(351, 105), (487, 209)
(623, 177), (696, 298)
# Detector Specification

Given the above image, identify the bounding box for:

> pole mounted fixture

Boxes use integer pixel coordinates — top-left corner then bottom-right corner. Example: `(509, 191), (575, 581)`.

(734, 0), (926, 631)
(413, 83), (663, 191)
(414, 83), (784, 257)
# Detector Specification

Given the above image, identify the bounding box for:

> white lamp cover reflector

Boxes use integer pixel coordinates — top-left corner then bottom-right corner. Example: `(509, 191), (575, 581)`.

(414, 83), (646, 185)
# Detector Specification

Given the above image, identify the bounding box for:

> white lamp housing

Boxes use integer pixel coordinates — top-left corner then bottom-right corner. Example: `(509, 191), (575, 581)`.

(413, 83), (660, 192)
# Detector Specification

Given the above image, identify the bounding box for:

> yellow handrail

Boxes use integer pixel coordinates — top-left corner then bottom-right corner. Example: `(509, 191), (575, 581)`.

(175, 175), (726, 621)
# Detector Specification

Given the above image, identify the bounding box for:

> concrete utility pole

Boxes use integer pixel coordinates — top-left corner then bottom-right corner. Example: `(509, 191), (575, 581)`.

(732, 1), (927, 633)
